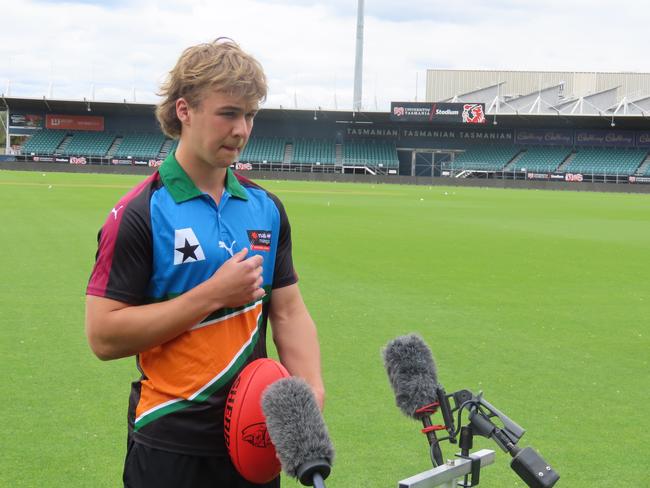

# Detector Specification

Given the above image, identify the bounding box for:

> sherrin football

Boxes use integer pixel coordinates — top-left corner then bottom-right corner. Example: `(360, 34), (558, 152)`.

(224, 358), (290, 484)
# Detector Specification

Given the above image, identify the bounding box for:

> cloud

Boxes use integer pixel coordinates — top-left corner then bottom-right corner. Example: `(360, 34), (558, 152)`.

(2, 0), (650, 110)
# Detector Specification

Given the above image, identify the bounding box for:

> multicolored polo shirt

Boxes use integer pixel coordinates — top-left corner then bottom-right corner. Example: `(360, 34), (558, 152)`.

(87, 151), (297, 455)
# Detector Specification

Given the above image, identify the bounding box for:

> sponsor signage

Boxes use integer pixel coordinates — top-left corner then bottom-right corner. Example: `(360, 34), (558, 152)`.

(565, 173), (584, 182)
(32, 155), (69, 163)
(527, 172), (550, 180)
(70, 156), (87, 165)
(526, 172), (568, 181)
(111, 159), (133, 166)
(346, 127), (398, 138)
(10, 113), (43, 129)
(346, 126), (645, 149)
(574, 130), (634, 147)
(148, 159), (163, 168)
(390, 102), (486, 124)
(635, 132), (650, 147)
(399, 127), (513, 141)
(235, 162), (253, 171)
(46, 114), (105, 131)
(345, 126), (514, 143)
(628, 176), (650, 184)
(516, 129), (573, 146)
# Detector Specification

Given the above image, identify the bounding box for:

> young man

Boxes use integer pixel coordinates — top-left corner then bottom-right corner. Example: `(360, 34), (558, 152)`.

(85, 39), (324, 487)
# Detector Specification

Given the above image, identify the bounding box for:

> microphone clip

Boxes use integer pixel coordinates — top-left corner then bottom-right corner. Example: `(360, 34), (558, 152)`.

(415, 402), (447, 436)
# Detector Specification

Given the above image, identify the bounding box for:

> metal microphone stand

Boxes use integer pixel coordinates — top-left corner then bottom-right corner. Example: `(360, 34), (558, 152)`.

(397, 449), (496, 488)
(397, 388), (559, 488)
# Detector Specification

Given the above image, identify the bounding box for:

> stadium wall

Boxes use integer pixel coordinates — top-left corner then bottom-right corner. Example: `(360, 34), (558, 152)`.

(2, 160), (649, 194)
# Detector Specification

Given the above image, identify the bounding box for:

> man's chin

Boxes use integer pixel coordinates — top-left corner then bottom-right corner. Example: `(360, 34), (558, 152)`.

(204, 156), (235, 168)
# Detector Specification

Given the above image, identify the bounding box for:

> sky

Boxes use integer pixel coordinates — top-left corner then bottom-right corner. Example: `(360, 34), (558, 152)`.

(2, 0), (650, 112)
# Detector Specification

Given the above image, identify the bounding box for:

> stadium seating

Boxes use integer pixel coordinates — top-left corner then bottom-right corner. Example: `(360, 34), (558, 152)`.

(240, 137), (285, 163)
(165, 139), (179, 156)
(451, 144), (521, 171)
(16, 123), (648, 180)
(21, 130), (66, 154)
(512, 146), (572, 172)
(563, 147), (647, 175)
(342, 139), (398, 168)
(64, 131), (116, 157)
(113, 133), (166, 159)
(292, 138), (336, 165)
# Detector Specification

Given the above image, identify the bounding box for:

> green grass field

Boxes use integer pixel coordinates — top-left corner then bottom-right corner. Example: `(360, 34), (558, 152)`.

(1, 169), (649, 487)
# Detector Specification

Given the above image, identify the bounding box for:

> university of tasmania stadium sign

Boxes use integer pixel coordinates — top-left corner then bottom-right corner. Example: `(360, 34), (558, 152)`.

(390, 102), (486, 124)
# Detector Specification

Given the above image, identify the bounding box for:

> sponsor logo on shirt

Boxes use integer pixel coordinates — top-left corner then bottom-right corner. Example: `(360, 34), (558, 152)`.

(110, 205), (124, 220)
(247, 230), (272, 252)
(219, 239), (237, 257)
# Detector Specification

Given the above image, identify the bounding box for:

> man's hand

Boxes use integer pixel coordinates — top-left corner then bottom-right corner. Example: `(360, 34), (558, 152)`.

(86, 248), (266, 360)
(208, 247), (265, 309)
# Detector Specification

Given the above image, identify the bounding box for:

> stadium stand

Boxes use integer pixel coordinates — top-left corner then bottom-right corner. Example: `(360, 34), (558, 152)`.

(563, 147), (647, 175)
(21, 129), (66, 155)
(240, 137), (285, 163)
(64, 132), (116, 157)
(511, 146), (572, 172)
(292, 138), (336, 165)
(162, 138), (179, 158)
(451, 144), (521, 171)
(113, 133), (166, 159)
(5, 88), (650, 185)
(342, 139), (398, 168)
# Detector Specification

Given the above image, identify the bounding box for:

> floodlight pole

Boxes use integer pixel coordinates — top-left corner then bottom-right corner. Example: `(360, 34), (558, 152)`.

(353, 0), (364, 111)
(397, 449), (495, 488)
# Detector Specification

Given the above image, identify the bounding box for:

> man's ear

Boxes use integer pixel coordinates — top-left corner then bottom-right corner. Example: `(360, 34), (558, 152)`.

(176, 98), (190, 125)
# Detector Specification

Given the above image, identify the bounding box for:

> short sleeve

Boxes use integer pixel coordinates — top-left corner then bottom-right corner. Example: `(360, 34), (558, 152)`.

(86, 177), (155, 304)
(269, 195), (298, 289)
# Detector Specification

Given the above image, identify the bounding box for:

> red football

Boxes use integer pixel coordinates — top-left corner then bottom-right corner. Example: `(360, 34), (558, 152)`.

(224, 358), (290, 484)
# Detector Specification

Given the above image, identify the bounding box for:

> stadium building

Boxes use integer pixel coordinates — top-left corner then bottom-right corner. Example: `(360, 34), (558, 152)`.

(2, 69), (650, 187)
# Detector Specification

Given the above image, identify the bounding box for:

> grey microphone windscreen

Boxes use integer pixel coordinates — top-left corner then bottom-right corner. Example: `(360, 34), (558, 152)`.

(262, 377), (334, 478)
(383, 334), (439, 419)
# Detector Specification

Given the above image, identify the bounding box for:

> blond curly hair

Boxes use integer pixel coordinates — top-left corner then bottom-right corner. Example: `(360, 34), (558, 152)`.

(156, 38), (267, 139)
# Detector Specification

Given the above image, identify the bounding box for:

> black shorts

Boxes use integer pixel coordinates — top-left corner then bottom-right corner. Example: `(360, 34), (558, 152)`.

(123, 441), (281, 488)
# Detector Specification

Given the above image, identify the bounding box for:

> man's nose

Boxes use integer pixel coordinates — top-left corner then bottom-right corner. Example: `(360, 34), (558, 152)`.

(232, 115), (249, 138)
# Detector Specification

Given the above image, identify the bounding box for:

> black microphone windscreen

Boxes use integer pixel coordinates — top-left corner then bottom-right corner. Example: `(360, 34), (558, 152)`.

(262, 377), (334, 479)
(383, 334), (439, 419)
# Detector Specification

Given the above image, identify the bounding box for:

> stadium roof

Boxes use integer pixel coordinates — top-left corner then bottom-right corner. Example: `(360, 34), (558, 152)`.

(0, 95), (156, 117)
(427, 69), (650, 120)
(3, 96), (650, 131)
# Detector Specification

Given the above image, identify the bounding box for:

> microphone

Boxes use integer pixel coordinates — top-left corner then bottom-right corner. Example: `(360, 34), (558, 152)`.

(382, 334), (445, 466)
(261, 377), (334, 488)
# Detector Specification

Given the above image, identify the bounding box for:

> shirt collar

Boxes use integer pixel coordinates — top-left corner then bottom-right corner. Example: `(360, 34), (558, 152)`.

(159, 150), (249, 203)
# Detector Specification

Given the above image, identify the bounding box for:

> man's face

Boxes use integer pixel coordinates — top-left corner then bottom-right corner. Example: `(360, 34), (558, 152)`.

(181, 89), (258, 168)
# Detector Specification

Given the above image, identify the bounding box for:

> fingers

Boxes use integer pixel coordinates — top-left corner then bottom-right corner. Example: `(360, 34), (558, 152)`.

(247, 253), (264, 267)
(254, 273), (264, 289)
(214, 247), (266, 306)
(252, 286), (266, 301)
(230, 248), (263, 267)
(232, 247), (248, 262)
